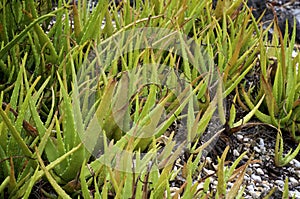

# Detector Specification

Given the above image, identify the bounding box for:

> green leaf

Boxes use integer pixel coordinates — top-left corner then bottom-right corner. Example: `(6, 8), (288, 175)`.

(0, 176), (10, 194)
(242, 87), (272, 124)
(0, 108), (33, 159)
(272, 62), (283, 108)
(80, 160), (91, 199)
(224, 61), (255, 97)
(57, 72), (86, 180)
(23, 166), (40, 199)
(228, 95), (237, 127)
(73, 1), (82, 39)
(262, 188), (277, 199)
(233, 95), (265, 127)
(36, 147), (72, 199)
(282, 178), (289, 199)
(226, 152), (251, 199)
(0, 13), (55, 59)
(275, 129), (300, 167)
(79, 0), (108, 44)
(217, 145), (230, 197)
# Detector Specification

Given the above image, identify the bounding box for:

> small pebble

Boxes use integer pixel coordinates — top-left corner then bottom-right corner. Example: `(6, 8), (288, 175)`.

(247, 184), (255, 192)
(258, 138), (264, 148)
(295, 170), (300, 178)
(292, 50), (298, 58)
(289, 167), (295, 173)
(249, 190), (260, 198)
(253, 146), (261, 153)
(257, 186), (265, 191)
(256, 168), (264, 175)
(260, 146), (266, 154)
(203, 168), (214, 176)
(275, 180), (285, 187)
(197, 182), (204, 190)
(246, 168), (253, 175)
(292, 159), (300, 169)
(264, 174), (270, 179)
(243, 137), (250, 142)
(227, 182), (233, 188)
(206, 157), (212, 164)
(252, 163), (260, 167)
(233, 149), (240, 157)
(237, 134), (243, 141)
(244, 174), (250, 181)
(289, 177), (298, 185)
(251, 174), (262, 183)
(262, 182), (270, 190)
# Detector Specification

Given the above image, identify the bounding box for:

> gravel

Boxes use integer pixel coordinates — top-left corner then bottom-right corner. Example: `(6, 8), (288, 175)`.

(199, 125), (300, 198)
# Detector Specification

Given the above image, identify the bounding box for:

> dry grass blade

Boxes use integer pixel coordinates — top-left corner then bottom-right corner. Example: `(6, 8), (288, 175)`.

(226, 155), (255, 199)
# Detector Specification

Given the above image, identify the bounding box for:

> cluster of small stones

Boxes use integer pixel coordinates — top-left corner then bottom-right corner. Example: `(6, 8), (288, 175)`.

(197, 127), (300, 199)
(234, 132), (300, 198)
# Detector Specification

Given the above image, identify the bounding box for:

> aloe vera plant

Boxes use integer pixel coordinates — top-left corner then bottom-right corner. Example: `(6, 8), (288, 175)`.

(215, 146), (252, 199)
(0, 56), (87, 197)
(209, 1), (261, 97)
(0, 57), (39, 197)
(2, 0), (300, 197)
(274, 128), (300, 167)
(0, 58), (61, 197)
(242, 18), (300, 143)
